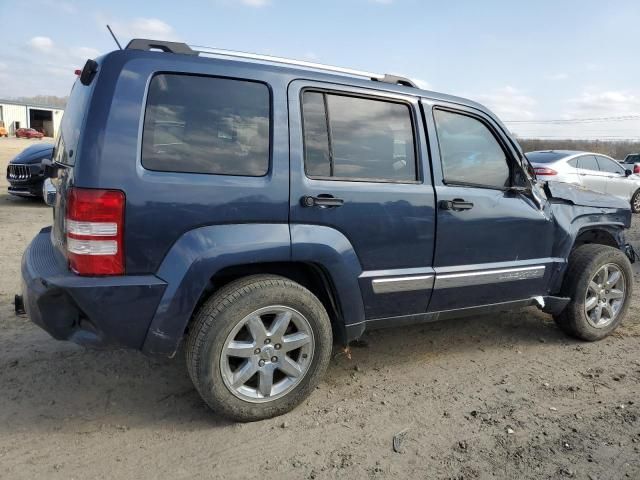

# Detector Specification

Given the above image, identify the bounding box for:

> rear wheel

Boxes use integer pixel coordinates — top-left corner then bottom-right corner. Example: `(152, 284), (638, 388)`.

(186, 275), (332, 421)
(554, 244), (633, 341)
(631, 189), (640, 213)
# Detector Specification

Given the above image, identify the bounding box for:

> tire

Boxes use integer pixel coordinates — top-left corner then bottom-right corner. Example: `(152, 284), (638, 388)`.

(631, 189), (640, 213)
(554, 244), (633, 341)
(185, 274), (332, 421)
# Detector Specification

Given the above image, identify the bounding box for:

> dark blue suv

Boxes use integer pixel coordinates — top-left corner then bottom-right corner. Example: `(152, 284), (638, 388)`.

(19, 39), (636, 421)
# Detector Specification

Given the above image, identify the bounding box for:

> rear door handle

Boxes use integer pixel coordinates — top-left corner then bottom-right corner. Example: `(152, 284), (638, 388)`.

(439, 198), (474, 211)
(301, 195), (344, 208)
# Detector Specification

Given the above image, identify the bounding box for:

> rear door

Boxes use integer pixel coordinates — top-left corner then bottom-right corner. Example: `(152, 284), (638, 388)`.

(575, 155), (608, 194)
(423, 101), (556, 311)
(288, 80), (436, 319)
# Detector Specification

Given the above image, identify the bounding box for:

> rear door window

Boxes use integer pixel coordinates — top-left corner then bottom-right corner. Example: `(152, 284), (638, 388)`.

(142, 74), (270, 176)
(301, 91), (417, 182)
(577, 155), (600, 172)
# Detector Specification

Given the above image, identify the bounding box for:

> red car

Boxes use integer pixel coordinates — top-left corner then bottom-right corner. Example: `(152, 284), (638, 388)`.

(15, 128), (44, 139)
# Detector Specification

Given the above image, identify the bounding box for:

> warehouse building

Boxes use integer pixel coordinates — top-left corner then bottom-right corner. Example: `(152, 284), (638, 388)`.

(0, 99), (64, 138)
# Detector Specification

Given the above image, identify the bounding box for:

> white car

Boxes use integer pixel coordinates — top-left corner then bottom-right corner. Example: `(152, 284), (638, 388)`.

(527, 150), (640, 213)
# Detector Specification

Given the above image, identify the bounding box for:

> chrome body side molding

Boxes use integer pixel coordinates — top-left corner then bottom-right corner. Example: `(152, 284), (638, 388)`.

(435, 265), (546, 289)
(371, 274), (434, 294)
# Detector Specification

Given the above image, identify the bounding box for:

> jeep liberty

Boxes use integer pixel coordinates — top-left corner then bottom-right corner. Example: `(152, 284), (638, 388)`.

(18, 39), (636, 421)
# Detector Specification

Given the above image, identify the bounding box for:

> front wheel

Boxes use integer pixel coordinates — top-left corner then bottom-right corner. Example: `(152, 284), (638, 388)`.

(554, 244), (633, 341)
(185, 275), (332, 421)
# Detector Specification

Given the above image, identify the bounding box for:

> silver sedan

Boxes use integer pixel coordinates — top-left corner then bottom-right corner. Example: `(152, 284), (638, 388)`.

(527, 150), (640, 213)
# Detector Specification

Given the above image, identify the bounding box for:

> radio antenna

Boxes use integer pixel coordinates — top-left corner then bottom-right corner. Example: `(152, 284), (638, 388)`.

(106, 25), (123, 50)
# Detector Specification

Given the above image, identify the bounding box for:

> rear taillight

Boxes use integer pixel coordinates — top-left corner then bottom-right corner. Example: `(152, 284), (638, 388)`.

(634, 165), (640, 175)
(65, 187), (125, 276)
(534, 167), (558, 176)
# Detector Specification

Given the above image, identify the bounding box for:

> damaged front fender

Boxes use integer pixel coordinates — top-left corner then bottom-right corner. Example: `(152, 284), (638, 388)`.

(542, 181), (633, 293)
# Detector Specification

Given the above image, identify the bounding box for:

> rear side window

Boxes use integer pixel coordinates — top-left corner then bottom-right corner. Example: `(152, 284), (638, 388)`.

(577, 155), (600, 172)
(142, 74), (270, 176)
(434, 109), (510, 189)
(567, 158), (579, 168)
(301, 91), (417, 182)
(57, 80), (93, 166)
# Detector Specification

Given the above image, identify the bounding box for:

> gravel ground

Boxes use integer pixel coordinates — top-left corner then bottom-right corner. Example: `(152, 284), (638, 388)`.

(1, 137), (639, 480)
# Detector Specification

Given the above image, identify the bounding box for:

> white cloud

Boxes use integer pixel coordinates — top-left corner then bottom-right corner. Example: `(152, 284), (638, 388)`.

(545, 72), (568, 81)
(128, 18), (175, 38)
(472, 86), (537, 120)
(566, 89), (640, 116)
(102, 17), (180, 43)
(413, 78), (431, 90)
(71, 47), (100, 61)
(2, 37), (103, 97)
(28, 36), (54, 52)
(240, 0), (270, 5)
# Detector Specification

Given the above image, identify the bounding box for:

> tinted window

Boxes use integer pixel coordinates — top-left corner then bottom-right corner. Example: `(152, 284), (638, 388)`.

(57, 80), (93, 166)
(597, 156), (625, 175)
(301, 91), (416, 182)
(302, 92), (331, 177)
(567, 158), (579, 168)
(142, 74), (270, 176)
(625, 154), (640, 163)
(525, 151), (569, 163)
(577, 155), (600, 172)
(434, 109), (509, 189)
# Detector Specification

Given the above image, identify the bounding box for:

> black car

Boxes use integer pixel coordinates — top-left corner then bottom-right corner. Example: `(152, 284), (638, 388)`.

(6, 143), (54, 198)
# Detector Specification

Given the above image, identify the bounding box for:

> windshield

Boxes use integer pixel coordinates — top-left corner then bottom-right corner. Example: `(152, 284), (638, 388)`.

(525, 151), (569, 163)
(625, 154), (640, 163)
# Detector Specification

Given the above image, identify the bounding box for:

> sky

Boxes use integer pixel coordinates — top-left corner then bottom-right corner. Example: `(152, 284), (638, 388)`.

(1, 0), (639, 139)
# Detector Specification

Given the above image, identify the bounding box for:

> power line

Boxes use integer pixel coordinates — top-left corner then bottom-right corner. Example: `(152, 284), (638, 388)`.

(515, 135), (640, 140)
(504, 114), (640, 124)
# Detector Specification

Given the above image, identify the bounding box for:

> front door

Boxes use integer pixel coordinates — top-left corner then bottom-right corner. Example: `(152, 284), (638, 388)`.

(423, 101), (557, 311)
(595, 155), (635, 201)
(288, 80), (436, 320)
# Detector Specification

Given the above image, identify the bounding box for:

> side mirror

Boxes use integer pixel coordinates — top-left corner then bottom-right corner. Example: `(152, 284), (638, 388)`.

(625, 169), (632, 177)
(41, 158), (59, 178)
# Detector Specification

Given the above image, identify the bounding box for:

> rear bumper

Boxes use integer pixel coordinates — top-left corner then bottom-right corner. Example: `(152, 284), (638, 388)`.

(21, 228), (167, 350)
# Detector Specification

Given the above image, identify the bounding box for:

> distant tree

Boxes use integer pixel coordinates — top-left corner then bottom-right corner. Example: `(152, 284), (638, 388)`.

(14, 95), (68, 108)
(515, 137), (640, 160)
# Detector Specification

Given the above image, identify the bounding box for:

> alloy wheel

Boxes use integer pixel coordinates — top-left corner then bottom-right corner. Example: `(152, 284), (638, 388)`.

(584, 263), (626, 328)
(220, 305), (314, 403)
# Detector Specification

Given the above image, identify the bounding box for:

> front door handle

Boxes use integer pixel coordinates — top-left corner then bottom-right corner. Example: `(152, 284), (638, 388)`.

(301, 195), (344, 208)
(439, 198), (474, 211)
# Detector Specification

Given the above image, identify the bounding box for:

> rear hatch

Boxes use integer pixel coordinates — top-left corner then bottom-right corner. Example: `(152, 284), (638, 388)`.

(51, 74), (96, 258)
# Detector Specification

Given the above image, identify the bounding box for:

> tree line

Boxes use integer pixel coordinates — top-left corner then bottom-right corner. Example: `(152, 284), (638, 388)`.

(516, 138), (640, 160)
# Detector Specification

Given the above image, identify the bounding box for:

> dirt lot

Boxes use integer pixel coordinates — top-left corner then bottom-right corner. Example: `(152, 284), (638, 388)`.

(0, 137), (639, 479)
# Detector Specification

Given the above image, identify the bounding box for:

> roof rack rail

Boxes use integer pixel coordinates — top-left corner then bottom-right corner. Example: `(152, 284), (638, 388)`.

(126, 39), (197, 55)
(124, 38), (417, 88)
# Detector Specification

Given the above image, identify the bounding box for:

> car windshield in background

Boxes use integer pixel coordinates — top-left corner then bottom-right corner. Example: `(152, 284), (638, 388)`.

(525, 151), (569, 163)
(625, 154), (640, 163)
